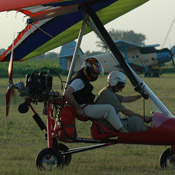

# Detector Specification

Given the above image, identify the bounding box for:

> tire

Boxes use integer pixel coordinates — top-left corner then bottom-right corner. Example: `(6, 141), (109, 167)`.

(52, 138), (72, 166)
(160, 148), (175, 168)
(59, 143), (72, 166)
(36, 148), (64, 171)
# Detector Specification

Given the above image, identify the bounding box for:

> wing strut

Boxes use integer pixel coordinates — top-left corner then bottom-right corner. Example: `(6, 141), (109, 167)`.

(85, 7), (145, 96)
(64, 13), (87, 92)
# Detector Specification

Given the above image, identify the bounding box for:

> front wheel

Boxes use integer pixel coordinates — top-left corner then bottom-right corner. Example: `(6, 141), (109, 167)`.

(57, 143), (72, 165)
(36, 148), (64, 171)
(52, 138), (72, 166)
(160, 148), (175, 168)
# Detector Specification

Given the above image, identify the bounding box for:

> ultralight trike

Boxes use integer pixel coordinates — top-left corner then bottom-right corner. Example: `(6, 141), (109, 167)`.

(14, 68), (175, 170)
(5, 7), (175, 170)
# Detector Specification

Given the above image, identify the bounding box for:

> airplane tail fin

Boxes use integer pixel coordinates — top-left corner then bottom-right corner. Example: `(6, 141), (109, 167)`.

(59, 41), (84, 70)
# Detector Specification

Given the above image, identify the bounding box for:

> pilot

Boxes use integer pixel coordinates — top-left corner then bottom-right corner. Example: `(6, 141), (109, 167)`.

(65, 57), (127, 132)
(95, 70), (152, 132)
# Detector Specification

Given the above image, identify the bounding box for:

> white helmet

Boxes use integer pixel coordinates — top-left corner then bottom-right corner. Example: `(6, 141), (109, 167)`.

(107, 71), (126, 86)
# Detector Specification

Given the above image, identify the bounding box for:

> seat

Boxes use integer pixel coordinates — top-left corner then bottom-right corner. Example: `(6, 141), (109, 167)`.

(60, 104), (118, 141)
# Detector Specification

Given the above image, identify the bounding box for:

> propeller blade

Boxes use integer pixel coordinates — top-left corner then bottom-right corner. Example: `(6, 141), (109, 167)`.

(8, 42), (14, 81)
(6, 39), (15, 119)
(171, 57), (175, 68)
(170, 46), (175, 68)
(6, 89), (11, 118)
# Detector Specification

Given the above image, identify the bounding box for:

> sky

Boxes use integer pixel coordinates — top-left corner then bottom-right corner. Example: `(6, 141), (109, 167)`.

(0, 0), (175, 53)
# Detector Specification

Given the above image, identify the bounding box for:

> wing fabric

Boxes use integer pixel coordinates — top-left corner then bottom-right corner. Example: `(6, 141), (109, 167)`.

(0, 0), (66, 12)
(0, 0), (149, 62)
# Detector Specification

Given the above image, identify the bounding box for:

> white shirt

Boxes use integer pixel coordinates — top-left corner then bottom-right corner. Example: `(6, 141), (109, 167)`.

(69, 78), (85, 92)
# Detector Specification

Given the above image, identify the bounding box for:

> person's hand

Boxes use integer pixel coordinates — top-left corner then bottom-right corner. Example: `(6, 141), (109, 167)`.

(144, 116), (152, 123)
(143, 92), (149, 100)
(76, 108), (86, 117)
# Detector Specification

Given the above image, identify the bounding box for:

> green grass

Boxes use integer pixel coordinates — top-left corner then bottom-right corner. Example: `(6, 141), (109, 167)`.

(0, 58), (67, 78)
(1, 74), (175, 175)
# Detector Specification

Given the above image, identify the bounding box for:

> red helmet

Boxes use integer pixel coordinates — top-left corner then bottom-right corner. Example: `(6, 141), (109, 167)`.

(82, 57), (103, 81)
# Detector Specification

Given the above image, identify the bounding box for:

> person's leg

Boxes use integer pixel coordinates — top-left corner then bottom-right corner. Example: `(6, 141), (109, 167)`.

(127, 116), (149, 132)
(83, 104), (124, 131)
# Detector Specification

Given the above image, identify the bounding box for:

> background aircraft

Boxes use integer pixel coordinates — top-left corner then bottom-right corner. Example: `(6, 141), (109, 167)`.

(59, 40), (175, 77)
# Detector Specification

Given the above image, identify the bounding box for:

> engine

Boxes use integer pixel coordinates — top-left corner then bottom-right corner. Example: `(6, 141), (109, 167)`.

(25, 71), (53, 97)
(14, 68), (62, 99)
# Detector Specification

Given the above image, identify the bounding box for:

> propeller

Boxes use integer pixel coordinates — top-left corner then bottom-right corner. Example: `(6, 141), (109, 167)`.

(161, 17), (175, 69)
(6, 41), (15, 119)
(170, 45), (175, 68)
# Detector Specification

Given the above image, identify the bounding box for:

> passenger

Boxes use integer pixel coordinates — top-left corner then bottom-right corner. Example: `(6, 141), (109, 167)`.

(95, 70), (152, 132)
(65, 57), (127, 133)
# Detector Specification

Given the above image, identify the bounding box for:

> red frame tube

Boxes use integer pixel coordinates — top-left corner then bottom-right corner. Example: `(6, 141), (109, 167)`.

(47, 102), (52, 148)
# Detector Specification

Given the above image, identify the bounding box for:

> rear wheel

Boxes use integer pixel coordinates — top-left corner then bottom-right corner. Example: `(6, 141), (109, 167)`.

(36, 148), (64, 171)
(160, 148), (175, 168)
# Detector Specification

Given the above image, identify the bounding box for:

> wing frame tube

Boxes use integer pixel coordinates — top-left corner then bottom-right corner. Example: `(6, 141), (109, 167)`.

(126, 63), (174, 118)
(64, 13), (87, 93)
(85, 6), (145, 96)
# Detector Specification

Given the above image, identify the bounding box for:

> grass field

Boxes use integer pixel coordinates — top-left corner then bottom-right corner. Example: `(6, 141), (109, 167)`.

(1, 74), (175, 175)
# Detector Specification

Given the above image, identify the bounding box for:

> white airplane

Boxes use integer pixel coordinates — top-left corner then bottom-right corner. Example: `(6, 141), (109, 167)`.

(59, 40), (175, 77)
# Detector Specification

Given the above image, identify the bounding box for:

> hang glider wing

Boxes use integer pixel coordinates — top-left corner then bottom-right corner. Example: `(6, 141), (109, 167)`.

(0, 0), (63, 12)
(0, 0), (149, 62)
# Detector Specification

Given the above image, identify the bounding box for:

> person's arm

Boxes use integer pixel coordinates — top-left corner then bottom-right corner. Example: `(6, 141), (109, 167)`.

(65, 86), (85, 116)
(123, 95), (142, 103)
(123, 91), (150, 103)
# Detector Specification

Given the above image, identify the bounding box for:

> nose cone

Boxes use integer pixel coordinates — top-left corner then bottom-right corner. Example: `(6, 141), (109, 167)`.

(157, 50), (172, 64)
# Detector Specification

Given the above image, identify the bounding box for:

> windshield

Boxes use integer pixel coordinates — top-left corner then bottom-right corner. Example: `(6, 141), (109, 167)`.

(151, 99), (173, 128)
